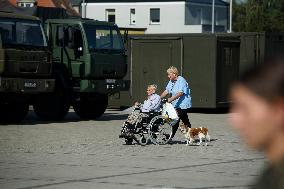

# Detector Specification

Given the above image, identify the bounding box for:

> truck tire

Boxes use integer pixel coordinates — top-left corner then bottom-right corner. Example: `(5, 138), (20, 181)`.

(73, 94), (108, 120)
(33, 91), (70, 121)
(0, 99), (29, 123)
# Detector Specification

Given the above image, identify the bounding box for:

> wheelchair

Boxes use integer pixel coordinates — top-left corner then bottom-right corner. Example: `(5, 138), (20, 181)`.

(119, 101), (176, 145)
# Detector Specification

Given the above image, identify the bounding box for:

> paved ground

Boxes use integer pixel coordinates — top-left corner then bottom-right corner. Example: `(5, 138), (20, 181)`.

(0, 109), (265, 189)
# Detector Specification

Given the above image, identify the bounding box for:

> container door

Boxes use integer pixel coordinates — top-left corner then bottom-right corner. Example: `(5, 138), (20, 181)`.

(131, 38), (182, 102)
(217, 40), (240, 106)
(265, 33), (284, 58)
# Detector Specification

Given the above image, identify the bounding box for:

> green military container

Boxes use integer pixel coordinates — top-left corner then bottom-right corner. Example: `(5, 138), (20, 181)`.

(109, 32), (284, 108)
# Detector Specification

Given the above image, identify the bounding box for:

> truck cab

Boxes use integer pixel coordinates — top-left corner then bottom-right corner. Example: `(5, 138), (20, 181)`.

(45, 19), (127, 90)
(0, 12), (54, 122)
(40, 18), (129, 119)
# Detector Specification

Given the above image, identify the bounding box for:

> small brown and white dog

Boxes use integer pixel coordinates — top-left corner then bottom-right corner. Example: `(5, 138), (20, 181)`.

(179, 123), (210, 146)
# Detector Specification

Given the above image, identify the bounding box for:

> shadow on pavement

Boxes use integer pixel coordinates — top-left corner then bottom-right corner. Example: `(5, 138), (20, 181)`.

(0, 107), (228, 125)
(0, 109), (128, 126)
(119, 106), (229, 114)
(168, 138), (218, 145)
(189, 108), (229, 114)
(95, 111), (128, 121)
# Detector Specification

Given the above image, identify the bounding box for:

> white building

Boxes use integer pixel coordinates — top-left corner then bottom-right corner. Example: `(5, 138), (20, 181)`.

(83, 0), (229, 34)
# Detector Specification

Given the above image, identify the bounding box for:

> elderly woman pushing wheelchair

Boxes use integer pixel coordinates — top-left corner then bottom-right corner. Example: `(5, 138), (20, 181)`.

(160, 66), (192, 141)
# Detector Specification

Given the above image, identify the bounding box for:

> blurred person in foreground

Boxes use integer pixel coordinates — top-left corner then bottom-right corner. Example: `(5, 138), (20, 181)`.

(229, 57), (284, 189)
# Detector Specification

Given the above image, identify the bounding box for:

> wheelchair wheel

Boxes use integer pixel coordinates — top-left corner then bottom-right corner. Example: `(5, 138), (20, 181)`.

(138, 135), (149, 146)
(148, 115), (172, 145)
(132, 133), (149, 146)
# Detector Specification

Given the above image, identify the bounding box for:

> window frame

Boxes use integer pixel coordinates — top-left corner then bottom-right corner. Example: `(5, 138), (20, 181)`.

(105, 9), (116, 24)
(149, 8), (160, 25)
(17, 2), (34, 7)
(130, 8), (136, 25)
(196, 8), (203, 25)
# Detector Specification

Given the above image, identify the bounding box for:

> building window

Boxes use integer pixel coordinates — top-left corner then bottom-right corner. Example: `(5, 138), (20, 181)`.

(197, 8), (202, 25)
(130, 8), (136, 25)
(150, 8), (160, 24)
(17, 0), (34, 7)
(106, 9), (116, 23)
(215, 10), (219, 25)
(25, 3), (32, 7)
(17, 2), (34, 7)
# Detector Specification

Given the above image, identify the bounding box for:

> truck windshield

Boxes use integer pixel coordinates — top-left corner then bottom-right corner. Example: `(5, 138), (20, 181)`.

(0, 19), (47, 47)
(83, 24), (124, 52)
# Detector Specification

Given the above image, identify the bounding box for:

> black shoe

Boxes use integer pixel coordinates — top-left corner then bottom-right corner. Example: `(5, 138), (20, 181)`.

(119, 133), (127, 138)
(125, 138), (133, 145)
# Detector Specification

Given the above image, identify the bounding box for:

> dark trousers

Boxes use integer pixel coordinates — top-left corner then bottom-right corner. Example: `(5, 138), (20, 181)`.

(171, 108), (191, 139)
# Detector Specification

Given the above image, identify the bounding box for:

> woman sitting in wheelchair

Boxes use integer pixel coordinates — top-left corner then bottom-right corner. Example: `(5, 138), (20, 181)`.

(135, 84), (161, 113)
(120, 84), (175, 145)
(119, 85), (161, 142)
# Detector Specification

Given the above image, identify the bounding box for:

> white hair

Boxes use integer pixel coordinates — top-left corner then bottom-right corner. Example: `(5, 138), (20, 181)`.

(167, 66), (179, 76)
(148, 84), (157, 91)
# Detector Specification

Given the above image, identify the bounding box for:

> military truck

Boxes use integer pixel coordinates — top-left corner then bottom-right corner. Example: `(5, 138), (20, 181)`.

(0, 12), (54, 122)
(0, 11), (128, 122)
(35, 18), (128, 120)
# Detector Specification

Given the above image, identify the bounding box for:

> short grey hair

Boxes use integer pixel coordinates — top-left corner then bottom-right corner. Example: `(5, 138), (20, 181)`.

(167, 66), (179, 76)
(148, 84), (157, 91)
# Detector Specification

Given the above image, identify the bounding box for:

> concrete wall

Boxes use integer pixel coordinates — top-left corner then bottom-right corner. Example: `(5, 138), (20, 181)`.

(84, 2), (227, 34)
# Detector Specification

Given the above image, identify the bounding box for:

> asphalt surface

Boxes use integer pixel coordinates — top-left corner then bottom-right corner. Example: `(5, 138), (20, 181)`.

(0, 109), (265, 189)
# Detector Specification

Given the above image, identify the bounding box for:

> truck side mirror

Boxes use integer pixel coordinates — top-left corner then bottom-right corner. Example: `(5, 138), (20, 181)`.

(57, 26), (65, 46)
(0, 29), (2, 48)
(123, 29), (128, 44)
(67, 27), (74, 48)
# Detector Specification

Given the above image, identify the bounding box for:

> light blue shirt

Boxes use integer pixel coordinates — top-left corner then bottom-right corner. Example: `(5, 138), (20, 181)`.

(166, 76), (192, 109)
(141, 93), (161, 112)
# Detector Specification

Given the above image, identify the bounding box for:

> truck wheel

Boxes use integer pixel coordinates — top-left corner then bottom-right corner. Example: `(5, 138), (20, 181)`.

(0, 100), (28, 123)
(74, 94), (108, 120)
(13, 102), (29, 122)
(33, 93), (70, 121)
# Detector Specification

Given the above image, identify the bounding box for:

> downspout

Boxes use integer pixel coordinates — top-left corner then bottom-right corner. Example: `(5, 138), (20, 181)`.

(130, 39), (133, 97)
(180, 37), (184, 76)
(82, 0), (86, 18)
(212, 0), (215, 33)
(229, 0), (232, 33)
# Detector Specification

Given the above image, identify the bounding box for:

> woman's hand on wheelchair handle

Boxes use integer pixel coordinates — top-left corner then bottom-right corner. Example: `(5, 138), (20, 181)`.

(162, 98), (168, 103)
(134, 102), (141, 108)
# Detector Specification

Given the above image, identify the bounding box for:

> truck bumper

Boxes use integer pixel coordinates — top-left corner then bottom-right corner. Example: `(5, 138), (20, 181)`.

(78, 79), (130, 94)
(0, 77), (55, 93)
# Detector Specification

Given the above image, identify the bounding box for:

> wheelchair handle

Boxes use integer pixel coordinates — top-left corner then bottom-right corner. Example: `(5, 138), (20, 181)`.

(161, 98), (168, 104)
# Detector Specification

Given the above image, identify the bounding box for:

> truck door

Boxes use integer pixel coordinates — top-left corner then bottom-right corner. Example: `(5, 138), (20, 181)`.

(53, 24), (85, 78)
(217, 39), (240, 106)
(0, 32), (4, 74)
